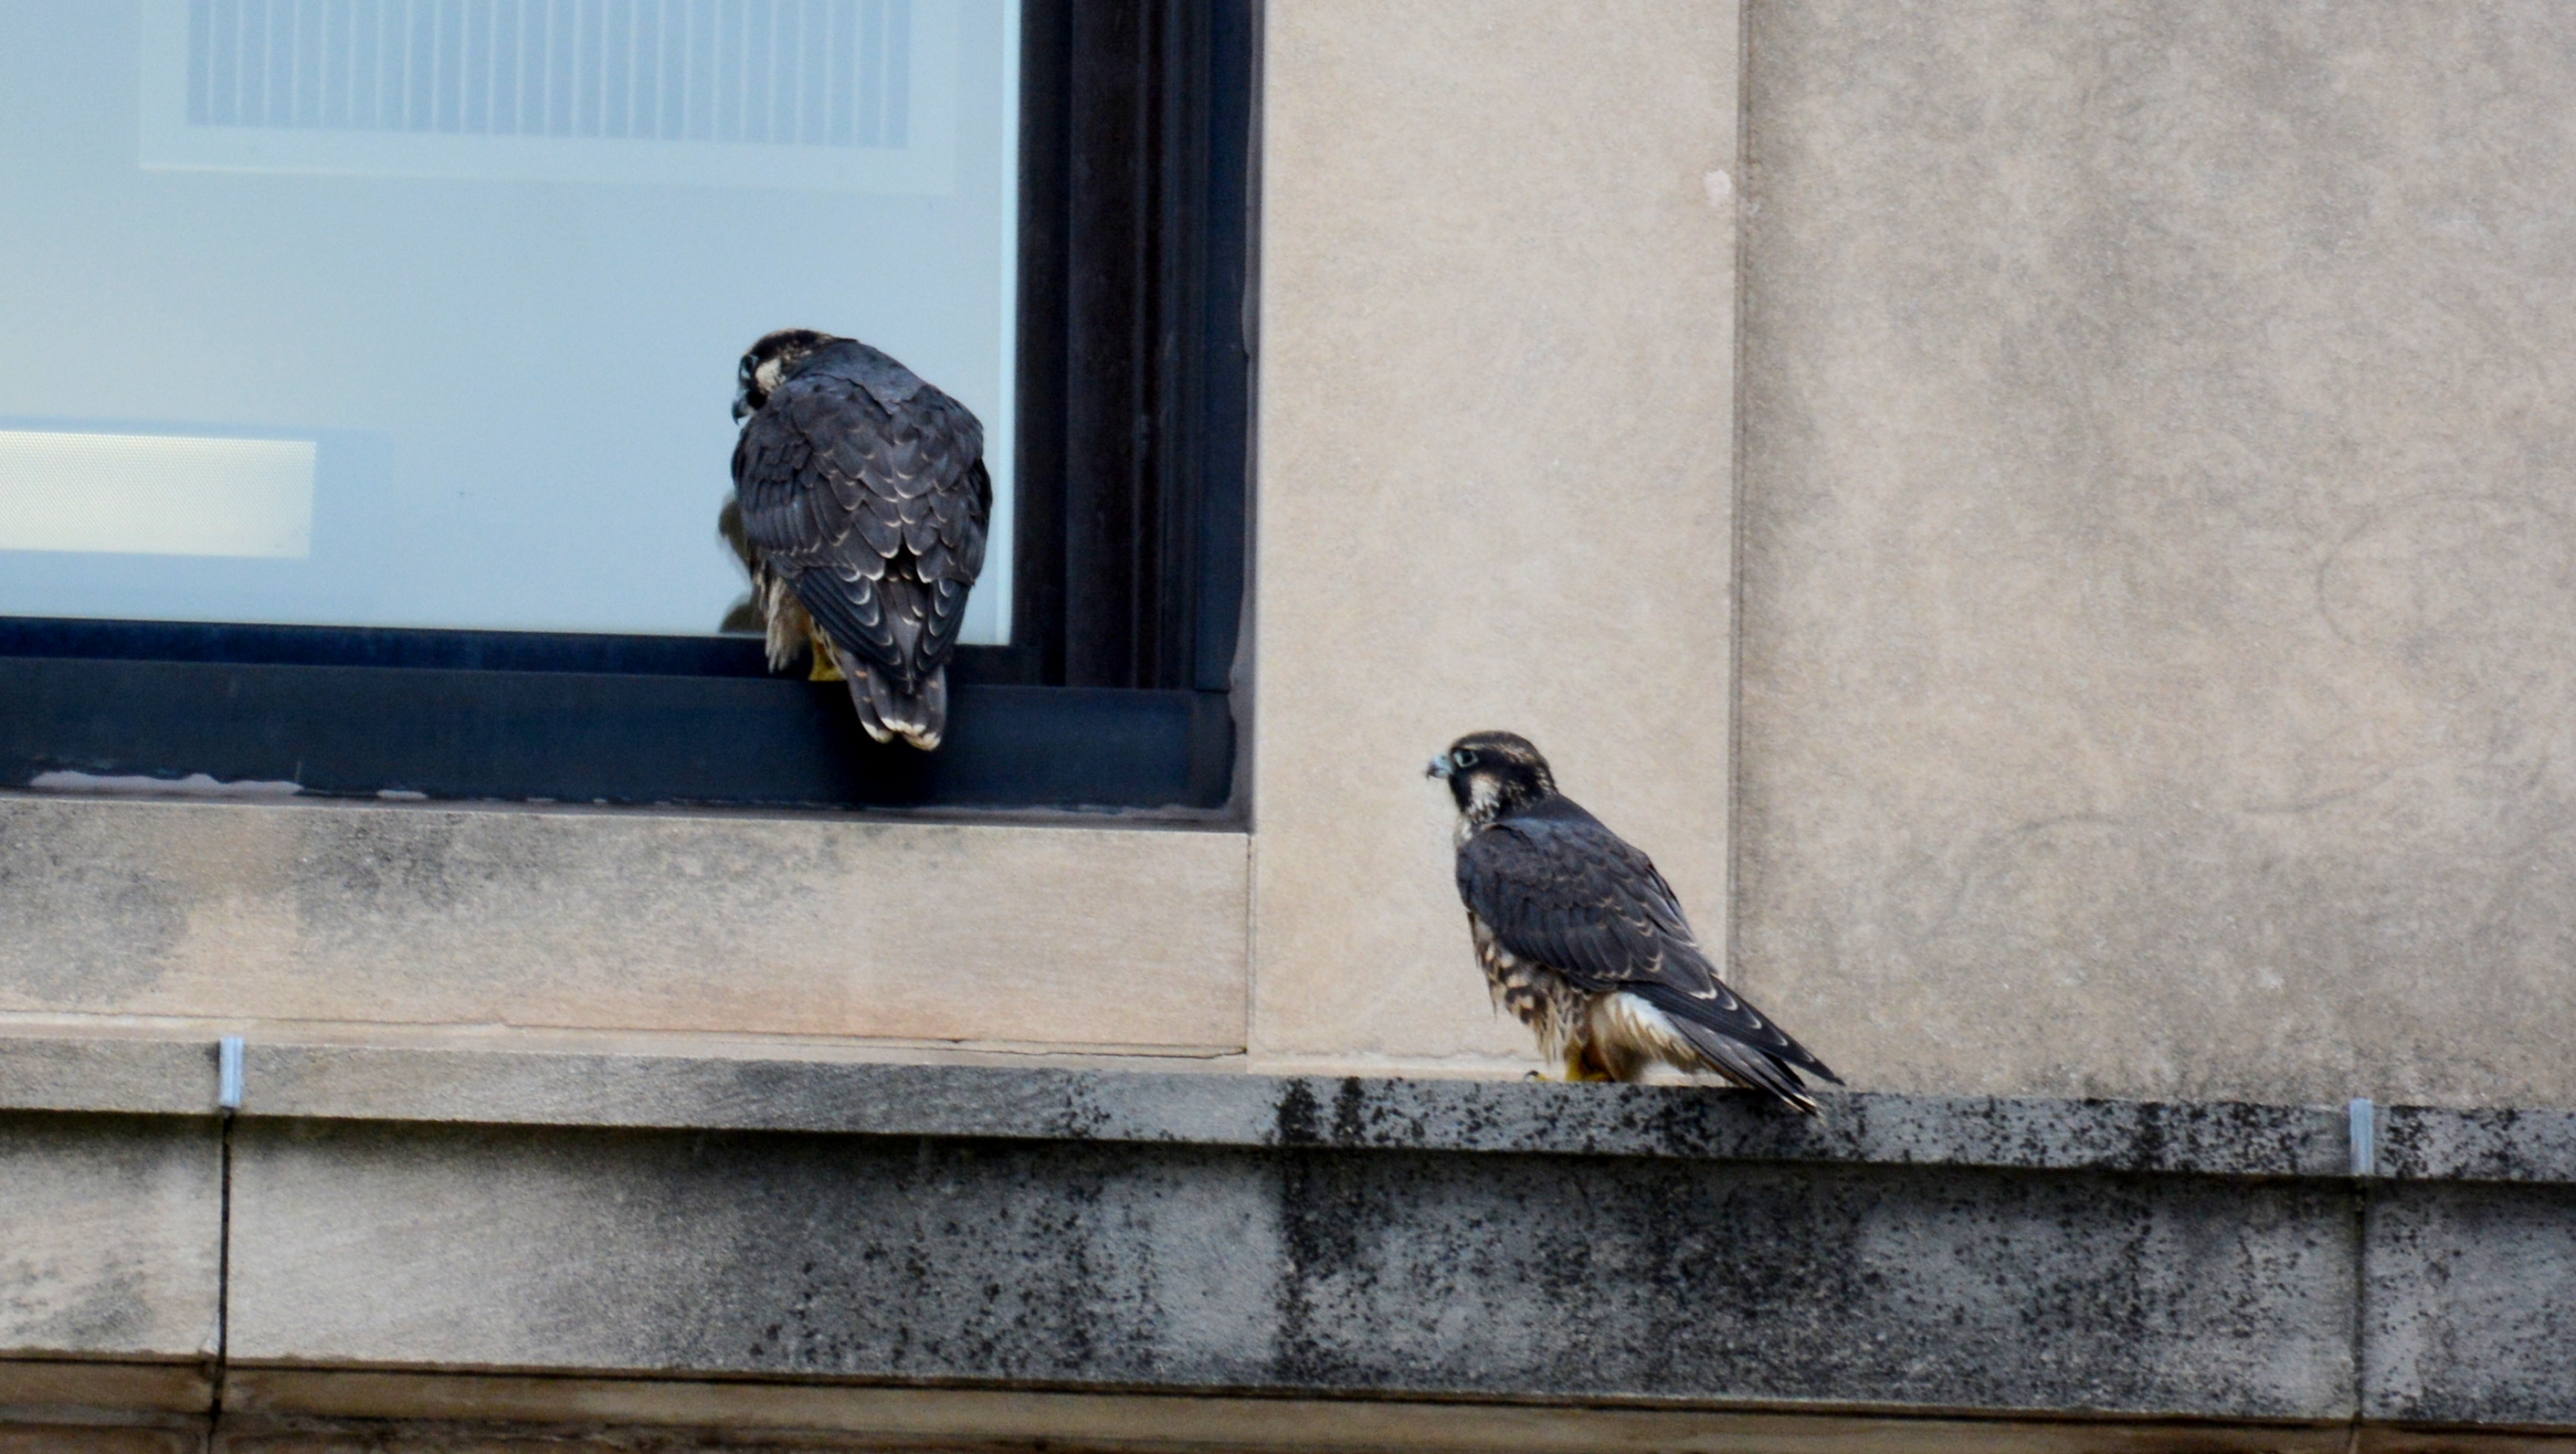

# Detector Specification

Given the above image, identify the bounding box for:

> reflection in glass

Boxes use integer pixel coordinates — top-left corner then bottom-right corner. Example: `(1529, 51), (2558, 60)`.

(0, 428), (315, 558)
(0, 0), (1018, 642)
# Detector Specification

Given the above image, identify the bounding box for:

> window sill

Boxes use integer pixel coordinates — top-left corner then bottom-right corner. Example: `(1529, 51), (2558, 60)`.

(3, 648), (1235, 813)
(0, 794), (1251, 1053)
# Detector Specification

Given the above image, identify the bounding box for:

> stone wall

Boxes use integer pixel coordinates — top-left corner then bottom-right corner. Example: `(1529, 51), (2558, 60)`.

(1736, 0), (2576, 1107)
(7, 1040), (2576, 1449)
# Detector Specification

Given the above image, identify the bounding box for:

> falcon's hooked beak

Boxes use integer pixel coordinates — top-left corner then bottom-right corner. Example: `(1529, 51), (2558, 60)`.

(732, 388), (752, 424)
(1425, 753), (1455, 780)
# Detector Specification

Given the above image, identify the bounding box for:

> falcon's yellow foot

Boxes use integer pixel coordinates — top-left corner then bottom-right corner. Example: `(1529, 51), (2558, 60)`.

(806, 626), (845, 681)
(1557, 1048), (1616, 1083)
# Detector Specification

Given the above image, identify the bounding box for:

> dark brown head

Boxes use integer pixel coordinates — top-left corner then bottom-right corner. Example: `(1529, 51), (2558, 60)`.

(1425, 730), (1557, 824)
(734, 328), (845, 423)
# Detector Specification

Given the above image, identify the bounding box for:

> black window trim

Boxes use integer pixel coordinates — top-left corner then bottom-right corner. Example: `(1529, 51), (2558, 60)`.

(0, 0), (1256, 817)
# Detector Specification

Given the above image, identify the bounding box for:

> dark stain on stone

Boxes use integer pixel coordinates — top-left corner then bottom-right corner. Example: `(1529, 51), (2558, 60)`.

(2383, 1102), (2576, 1185)
(292, 809), (479, 917)
(1273, 1080), (1321, 1148)
(0, 1113), (216, 1354)
(1271, 1145), (1383, 1389)
(216, 1101), (2417, 1417)
(1330, 1077), (1367, 1144)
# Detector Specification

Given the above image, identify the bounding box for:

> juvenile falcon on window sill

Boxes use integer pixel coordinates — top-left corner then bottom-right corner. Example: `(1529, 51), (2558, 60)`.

(729, 329), (990, 752)
(1429, 731), (1843, 1112)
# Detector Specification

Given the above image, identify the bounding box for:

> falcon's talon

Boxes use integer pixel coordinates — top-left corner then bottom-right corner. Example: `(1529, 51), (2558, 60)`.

(1562, 1049), (1615, 1083)
(806, 628), (846, 682)
(1433, 730), (1842, 1113)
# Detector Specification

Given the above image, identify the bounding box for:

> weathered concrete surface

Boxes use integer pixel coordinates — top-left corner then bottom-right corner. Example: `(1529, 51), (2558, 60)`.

(1249, 1), (1742, 1074)
(2364, 1180), (2576, 1429)
(226, 1116), (2355, 1419)
(9, 1047), (2576, 1436)
(0, 1036), (216, 1115)
(2381, 1103), (2576, 1184)
(0, 1045), (220, 1422)
(1737, 0), (2576, 1108)
(223, 1041), (2352, 1176)
(0, 796), (1248, 1052)
(0, 1113), (219, 1365)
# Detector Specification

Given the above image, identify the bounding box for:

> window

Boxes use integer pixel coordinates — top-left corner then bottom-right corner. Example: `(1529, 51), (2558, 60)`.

(0, 0), (1252, 812)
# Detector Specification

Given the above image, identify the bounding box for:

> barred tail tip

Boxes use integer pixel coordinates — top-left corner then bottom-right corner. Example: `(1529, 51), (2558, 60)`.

(843, 659), (947, 752)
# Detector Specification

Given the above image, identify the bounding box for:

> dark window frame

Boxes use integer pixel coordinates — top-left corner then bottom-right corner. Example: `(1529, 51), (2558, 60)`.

(0, 0), (1256, 816)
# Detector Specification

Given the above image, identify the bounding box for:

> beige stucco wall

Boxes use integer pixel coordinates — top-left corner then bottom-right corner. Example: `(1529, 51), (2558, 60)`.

(1247, 0), (1746, 1075)
(1734, 0), (2576, 1108)
(12, 0), (2576, 1109)
(0, 797), (1246, 1056)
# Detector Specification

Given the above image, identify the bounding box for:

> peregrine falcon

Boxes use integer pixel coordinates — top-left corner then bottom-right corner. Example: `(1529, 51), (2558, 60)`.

(730, 329), (990, 751)
(1429, 731), (1843, 1111)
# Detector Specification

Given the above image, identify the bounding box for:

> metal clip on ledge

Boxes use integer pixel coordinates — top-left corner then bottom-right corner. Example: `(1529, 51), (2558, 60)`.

(217, 1035), (245, 1113)
(2349, 1096), (2375, 1178)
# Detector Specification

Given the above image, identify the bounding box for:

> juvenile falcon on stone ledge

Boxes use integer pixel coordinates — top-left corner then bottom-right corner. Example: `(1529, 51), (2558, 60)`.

(1429, 731), (1842, 1112)
(730, 329), (989, 751)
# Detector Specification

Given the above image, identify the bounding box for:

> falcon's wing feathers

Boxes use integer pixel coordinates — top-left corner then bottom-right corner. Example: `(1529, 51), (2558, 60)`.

(731, 372), (988, 690)
(1458, 805), (1842, 1084)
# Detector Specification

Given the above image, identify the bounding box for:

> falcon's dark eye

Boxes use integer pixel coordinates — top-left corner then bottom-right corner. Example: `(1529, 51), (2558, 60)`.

(1453, 749), (1479, 768)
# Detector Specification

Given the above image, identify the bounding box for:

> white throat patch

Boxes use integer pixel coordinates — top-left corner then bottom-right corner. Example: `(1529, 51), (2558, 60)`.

(1452, 772), (1504, 828)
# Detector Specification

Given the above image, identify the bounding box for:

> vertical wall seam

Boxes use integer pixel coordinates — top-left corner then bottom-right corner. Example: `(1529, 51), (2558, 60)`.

(1723, 0), (1755, 980)
(1242, 829), (1260, 1057)
(1233, 0), (1263, 1060)
(2346, 1097), (2374, 1433)
(209, 1107), (234, 1442)
(1229, 0), (1263, 837)
(2349, 1175), (2371, 1439)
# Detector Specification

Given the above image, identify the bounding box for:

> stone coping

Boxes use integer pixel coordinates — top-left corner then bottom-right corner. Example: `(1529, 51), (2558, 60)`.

(6, 1031), (2571, 1184)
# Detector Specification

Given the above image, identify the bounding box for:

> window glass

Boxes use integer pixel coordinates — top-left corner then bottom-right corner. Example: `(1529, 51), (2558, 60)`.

(0, 0), (1018, 643)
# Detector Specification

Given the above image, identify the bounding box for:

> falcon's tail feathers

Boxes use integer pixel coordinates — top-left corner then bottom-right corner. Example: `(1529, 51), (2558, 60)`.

(837, 650), (947, 752)
(1669, 1018), (1833, 1112)
(1665, 1017), (1823, 1115)
(1634, 975), (1846, 1089)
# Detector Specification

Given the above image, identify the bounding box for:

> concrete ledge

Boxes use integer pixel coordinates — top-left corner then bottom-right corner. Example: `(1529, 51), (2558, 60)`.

(14, 1034), (2576, 1185)
(0, 1113), (220, 1367)
(0, 1038), (215, 1117)
(216, 1112), (2359, 1419)
(14, 1020), (2576, 1194)
(4, 1036), (2370, 1176)
(2366, 1179), (2576, 1428)
(5, 1039), (2576, 1438)
(2381, 1105), (2576, 1183)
